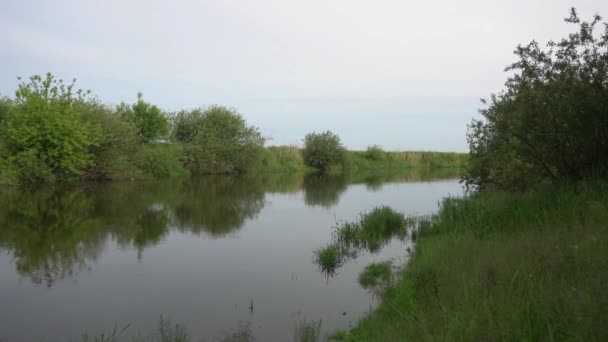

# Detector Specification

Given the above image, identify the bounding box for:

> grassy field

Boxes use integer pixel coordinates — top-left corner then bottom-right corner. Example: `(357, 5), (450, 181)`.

(332, 180), (608, 341)
(251, 146), (467, 174)
(344, 150), (468, 172)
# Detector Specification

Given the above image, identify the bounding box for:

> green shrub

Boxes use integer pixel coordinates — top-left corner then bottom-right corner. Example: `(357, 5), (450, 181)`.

(117, 92), (169, 143)
(465, 10), (608, 191)
(179, 106), (265, 174)
(0, 95), (10, 126)
(302, 131), (346, 172)
(172, 108), (204, 143)
(2, 74), (101, 184)
(80, 103), (144, 180)
(140, 144), (188, 179)
(363, 145), (386, 161)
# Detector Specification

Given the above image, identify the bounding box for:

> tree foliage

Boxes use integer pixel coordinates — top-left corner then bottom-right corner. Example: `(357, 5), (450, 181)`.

(177, 106), (266, 174)
(0, 96), (11, 125)
(465, 9), (608, 191)
(2, 74), (101, 184)
(302, 131), (346, 171)
(79, 103), (144, 179)
(118, 92), (169, 143)
(364, 144), (387, 161)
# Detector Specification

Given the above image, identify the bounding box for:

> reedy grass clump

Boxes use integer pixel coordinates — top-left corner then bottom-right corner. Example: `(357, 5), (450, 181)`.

(332, 206), (410, 253)
(343, 150), (468, 172)
(358, 261), (393, 290)
(315, 206), (411, 276)
(357, 207), (408, 252)
(313, 243), (344, 277)
(293, 319), (322, 342)
(250, 145), (312, 174)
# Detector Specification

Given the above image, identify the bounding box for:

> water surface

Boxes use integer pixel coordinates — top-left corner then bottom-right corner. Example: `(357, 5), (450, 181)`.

(0, 171), (462, 341)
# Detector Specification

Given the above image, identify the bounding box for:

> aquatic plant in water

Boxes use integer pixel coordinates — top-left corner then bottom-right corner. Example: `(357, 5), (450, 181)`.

(293, 319), (322, 342)
(358, 261), (393, 290)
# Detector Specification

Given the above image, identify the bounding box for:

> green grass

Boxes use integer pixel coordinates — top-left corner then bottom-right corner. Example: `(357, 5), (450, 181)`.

(331, 179), (608, 341)
(250, 145), (313, 174)
(332, 206), (410, 253)
(250, 146), (467, 175)
(344, 150), (468, 172)
(358, 261), (393, 290)
(313, 243), (344, 277)
(315, 206), (411, 276)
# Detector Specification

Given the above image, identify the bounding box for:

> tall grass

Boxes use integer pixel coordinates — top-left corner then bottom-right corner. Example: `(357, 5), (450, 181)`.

(344, 150), (468, 172)
(332, 206), (410, 253)
(332, 179), (608, 341)
(313, 243), (344, 277)
(250, 145), (311, 174)
(314, 206), (412, 276)
(293, 319), (322, 342)
(250, 146), (467, 175)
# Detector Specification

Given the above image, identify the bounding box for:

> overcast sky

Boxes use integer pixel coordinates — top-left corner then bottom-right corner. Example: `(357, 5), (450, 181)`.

(1, 0), (606, 151)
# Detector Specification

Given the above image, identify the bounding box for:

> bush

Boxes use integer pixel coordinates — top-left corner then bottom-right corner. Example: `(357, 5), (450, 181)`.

(140, 144), (188, 179)
(172, 108), (204, 143)
(0, 96), (12, 181)
(465, 9), (608, 191)
(364, 145), (387, 161)
(178, 106), (266, 174)
(302, 131), (346, 171)
(117, 92), (169, 143)
(0, 96), (10, 125)
(80, 103), (144, 180)
(2, 74), (101, 184)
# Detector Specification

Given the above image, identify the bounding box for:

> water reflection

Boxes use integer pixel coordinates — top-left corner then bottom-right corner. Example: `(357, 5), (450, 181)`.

(0, 169), (461, 287)
(303, 173), (348, 208)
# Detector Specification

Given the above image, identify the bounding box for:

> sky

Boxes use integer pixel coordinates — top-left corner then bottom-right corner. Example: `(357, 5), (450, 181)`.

(1, 0), (606, 151)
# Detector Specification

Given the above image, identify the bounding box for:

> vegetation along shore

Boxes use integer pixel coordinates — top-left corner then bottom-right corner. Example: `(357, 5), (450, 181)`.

(328, 9), (608, 341)
(0, 80), (465, 186)
(1, 6), (606, 342)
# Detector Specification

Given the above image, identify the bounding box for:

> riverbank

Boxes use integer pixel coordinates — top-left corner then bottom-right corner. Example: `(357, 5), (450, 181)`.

(332, 179), (608, 341)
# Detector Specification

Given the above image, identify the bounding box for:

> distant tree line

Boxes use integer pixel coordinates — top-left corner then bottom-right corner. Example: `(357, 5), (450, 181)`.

(0, 74), (355, 185)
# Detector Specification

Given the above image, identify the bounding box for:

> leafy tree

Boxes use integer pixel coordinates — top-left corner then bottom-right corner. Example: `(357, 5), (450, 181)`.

(2, 74), (100, 184)
(0, 96), (11, 125)
(302, 131), (346, 171)
(179, 106), (266, 174)
(173, 108), (205, 143)
(79, 102), (144, 179)
(0, 96), (12, 181)
(465, 9), (608, 191)
(140, 144), (188, 179)
(118, 92), (169, 143)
